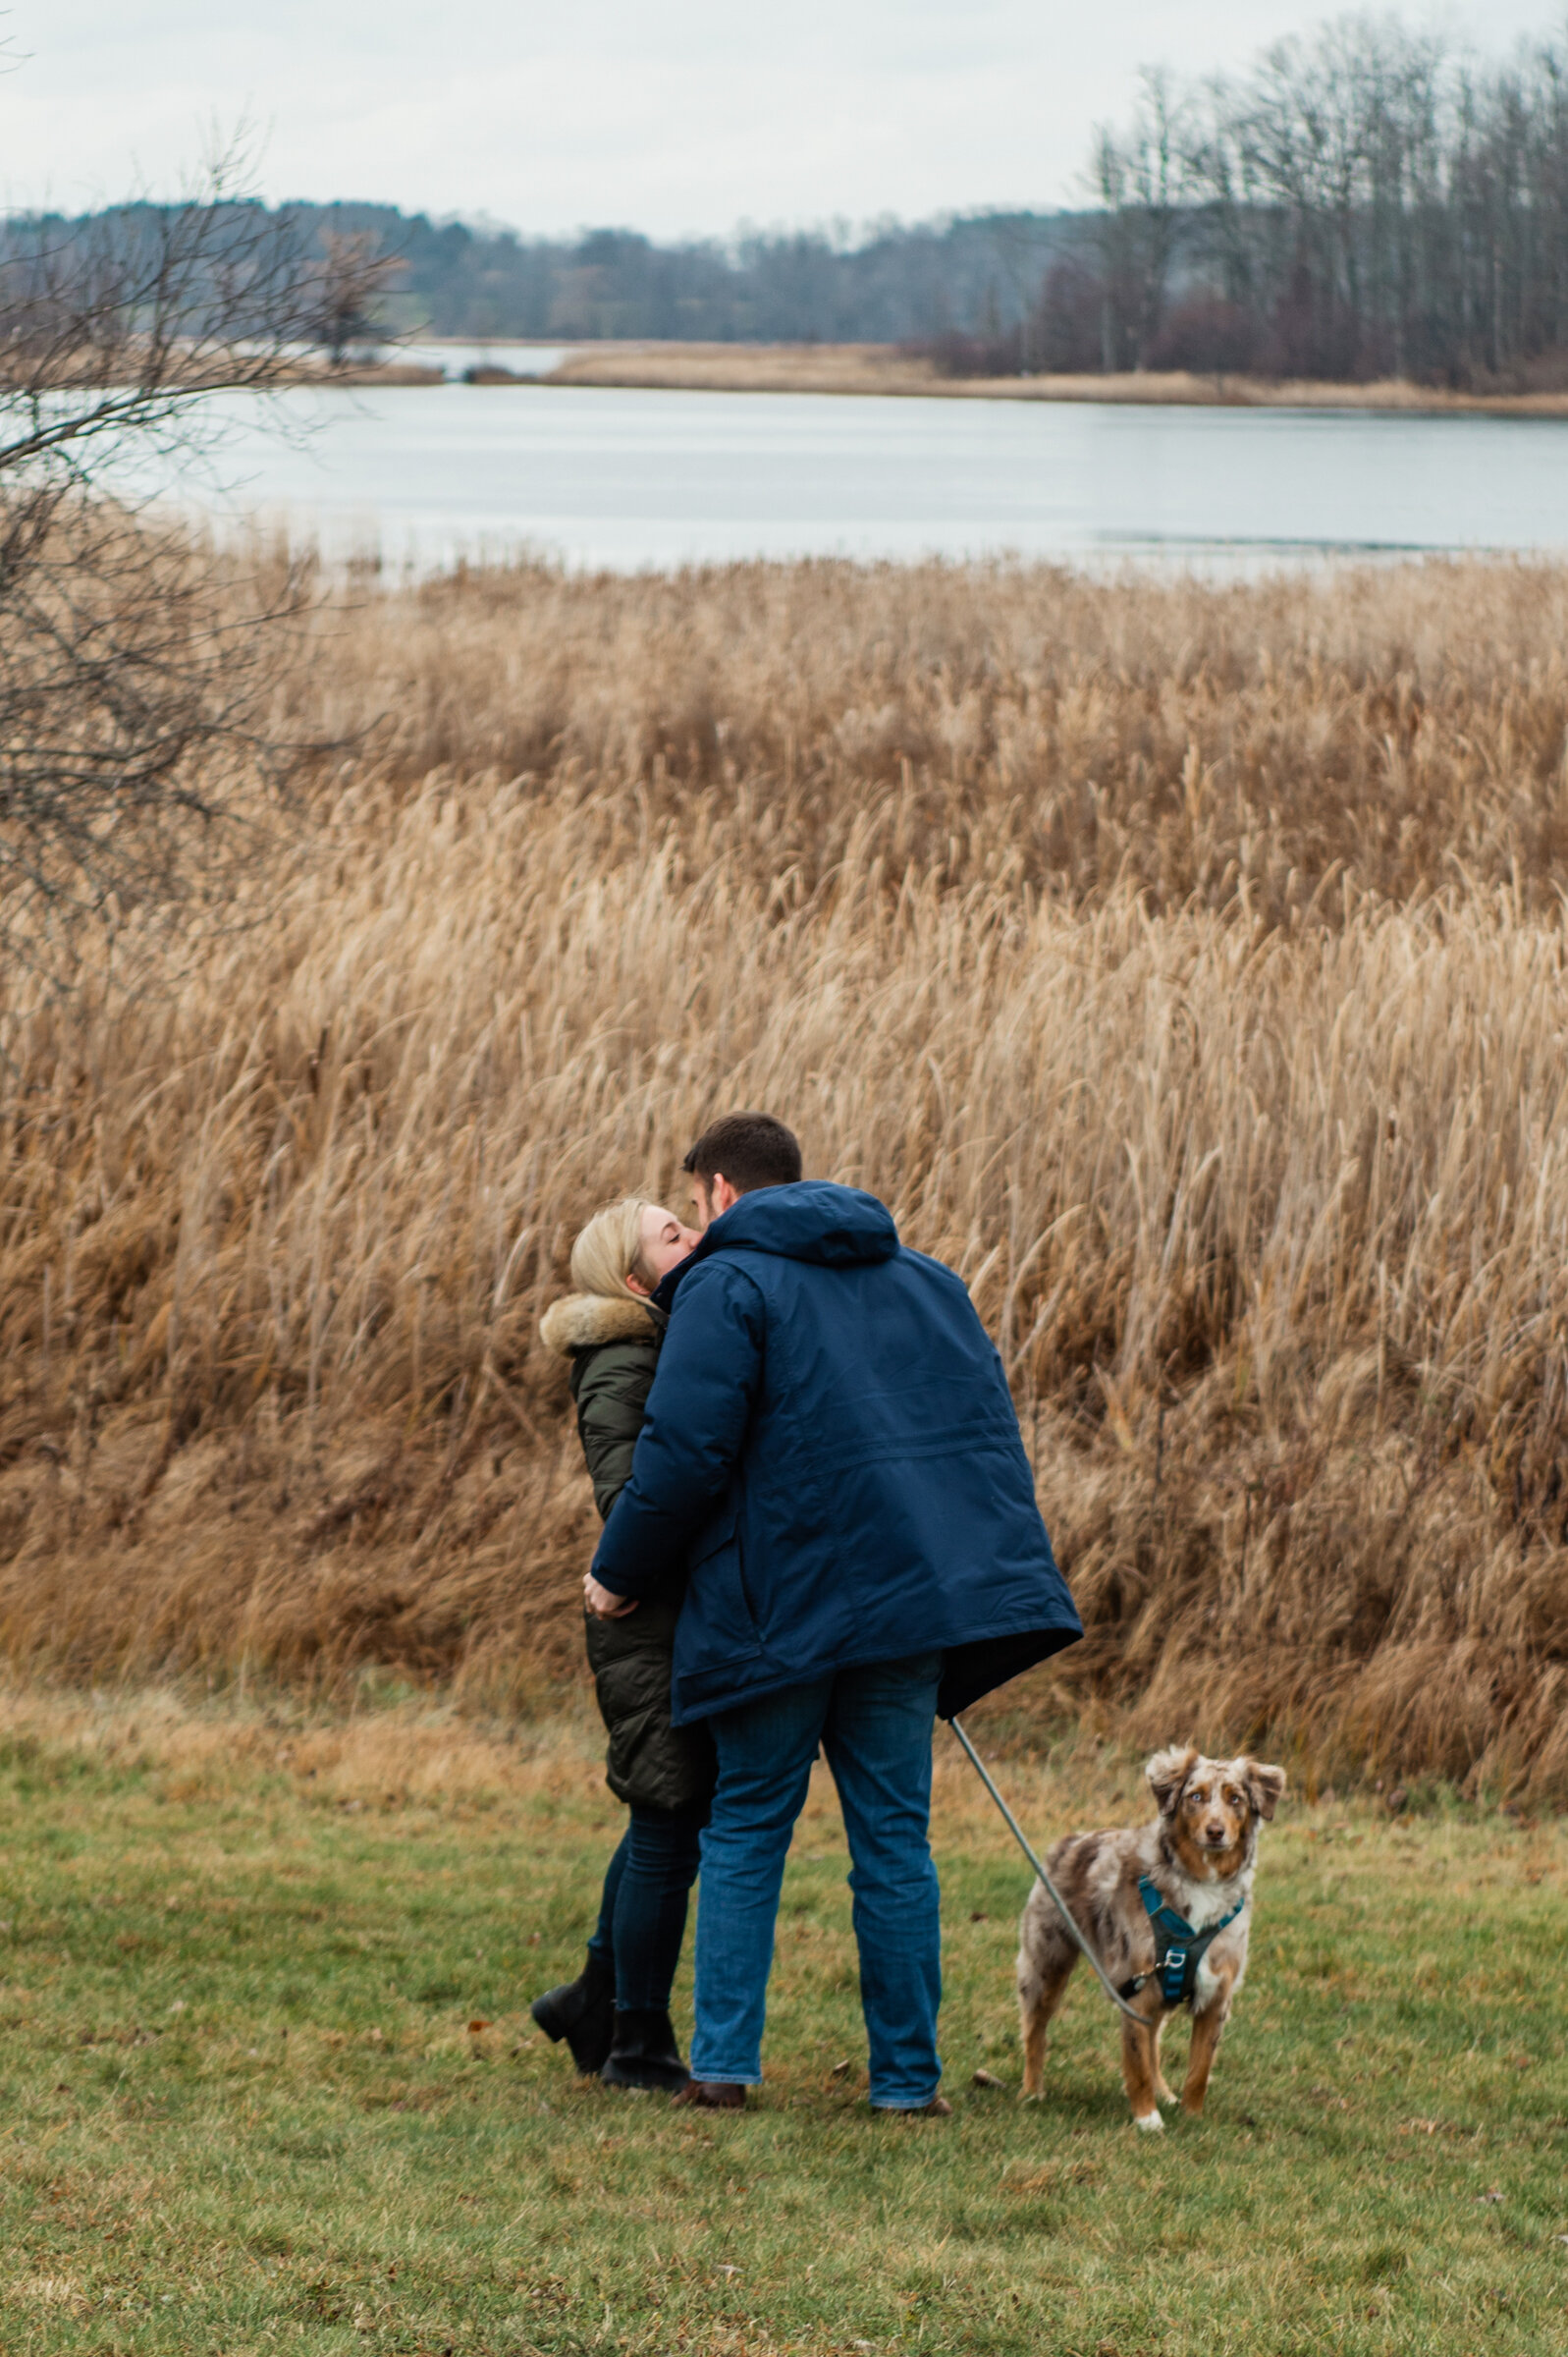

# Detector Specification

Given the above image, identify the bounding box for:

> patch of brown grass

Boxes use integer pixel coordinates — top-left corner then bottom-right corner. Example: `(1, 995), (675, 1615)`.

(0, 1678), (603, 1810)
(0, 1676), (1148, 1832)
(546, 341), (938, 396)
(544, 342), (1568, 413)
(3, 555), (1568, 1793)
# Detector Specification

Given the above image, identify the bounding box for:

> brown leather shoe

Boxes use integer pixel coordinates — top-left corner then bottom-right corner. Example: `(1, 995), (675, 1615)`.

(672, 2080), (747, 2110)
(873, 2095), (951, 2117)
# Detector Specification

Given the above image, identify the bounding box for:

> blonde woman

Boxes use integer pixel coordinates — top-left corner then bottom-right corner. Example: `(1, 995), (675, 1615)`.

(530, 1196), (712, 2092)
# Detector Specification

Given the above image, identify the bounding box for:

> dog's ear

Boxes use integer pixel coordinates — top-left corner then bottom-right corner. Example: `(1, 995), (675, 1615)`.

(1145, 1745), (1199, 1818)
(1245, 1761), (1287, 1821)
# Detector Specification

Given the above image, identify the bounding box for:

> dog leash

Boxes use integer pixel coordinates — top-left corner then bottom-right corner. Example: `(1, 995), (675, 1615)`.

(950, 1716), (1146, 2025)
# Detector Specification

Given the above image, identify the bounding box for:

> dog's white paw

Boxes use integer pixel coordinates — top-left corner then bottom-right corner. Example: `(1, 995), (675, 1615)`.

(1133, 2109), (1165, 2133)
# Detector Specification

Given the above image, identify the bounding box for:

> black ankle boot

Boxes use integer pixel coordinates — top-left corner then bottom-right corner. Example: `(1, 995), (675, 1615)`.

(600, 2007), (690, 2093)
(530, 1952), (616, 2074)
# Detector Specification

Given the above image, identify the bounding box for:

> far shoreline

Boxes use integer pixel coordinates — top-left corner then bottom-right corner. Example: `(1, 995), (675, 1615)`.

(315, 339), (1568, 418)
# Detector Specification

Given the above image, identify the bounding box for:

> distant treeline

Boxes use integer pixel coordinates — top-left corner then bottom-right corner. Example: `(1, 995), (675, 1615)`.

(11, 11), (1568, 389)
(0, 199), (1080, 351)
(377, 208), (1083, 345)
(1050, 13), (1568, 389)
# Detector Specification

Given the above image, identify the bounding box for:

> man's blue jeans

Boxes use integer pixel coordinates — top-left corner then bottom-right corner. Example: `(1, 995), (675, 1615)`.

(689, 1653), (944, 2108)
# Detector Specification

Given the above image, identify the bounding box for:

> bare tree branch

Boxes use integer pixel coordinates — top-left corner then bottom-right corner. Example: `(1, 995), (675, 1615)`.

(0, 142), (379, 981)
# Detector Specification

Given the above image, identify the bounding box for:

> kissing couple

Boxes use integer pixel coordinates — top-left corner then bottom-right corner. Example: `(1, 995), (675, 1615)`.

(533, 1111), (1081, 2111)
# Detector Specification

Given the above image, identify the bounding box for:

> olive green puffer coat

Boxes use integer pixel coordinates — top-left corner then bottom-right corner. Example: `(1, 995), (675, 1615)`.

(540, 1290), (715, 1815)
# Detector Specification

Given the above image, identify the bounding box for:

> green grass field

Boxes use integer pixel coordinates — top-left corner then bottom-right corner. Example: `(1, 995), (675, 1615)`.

(0, 1693), (1563, 2357)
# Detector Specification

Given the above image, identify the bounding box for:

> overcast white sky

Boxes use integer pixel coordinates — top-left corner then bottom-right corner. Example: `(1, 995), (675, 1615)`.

(3, 2), (1562, 238)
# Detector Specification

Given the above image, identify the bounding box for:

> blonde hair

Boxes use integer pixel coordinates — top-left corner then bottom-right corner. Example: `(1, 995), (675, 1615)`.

(569, 1195), (653, 1300)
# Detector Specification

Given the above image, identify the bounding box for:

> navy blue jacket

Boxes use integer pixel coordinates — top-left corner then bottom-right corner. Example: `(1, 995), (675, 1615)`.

(591, 1181), (1081, 1726)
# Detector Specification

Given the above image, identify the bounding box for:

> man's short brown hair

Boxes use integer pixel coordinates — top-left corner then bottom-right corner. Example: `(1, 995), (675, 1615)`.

(681, 1112), (802, 1194)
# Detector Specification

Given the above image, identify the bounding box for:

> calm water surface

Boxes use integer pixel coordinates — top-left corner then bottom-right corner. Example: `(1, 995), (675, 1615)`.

(161, 383), (1568, 573)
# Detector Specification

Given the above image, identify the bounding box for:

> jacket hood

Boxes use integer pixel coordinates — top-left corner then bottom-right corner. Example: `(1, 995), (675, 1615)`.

(540, 1292), (660, 1357)
(654, 1181), (898, 1309)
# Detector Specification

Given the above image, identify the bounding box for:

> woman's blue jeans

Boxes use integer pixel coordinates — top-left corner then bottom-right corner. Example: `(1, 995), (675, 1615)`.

(587, 1803), (706, 2012)
(689, 1653), (944, 2108)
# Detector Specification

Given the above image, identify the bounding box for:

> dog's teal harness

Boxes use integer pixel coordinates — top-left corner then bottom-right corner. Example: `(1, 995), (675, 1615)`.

(1119, 1875), (1245, 2008)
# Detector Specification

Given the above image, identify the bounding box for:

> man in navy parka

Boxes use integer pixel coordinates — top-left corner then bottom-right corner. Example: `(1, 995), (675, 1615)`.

(590, 1112), (1080, 2111)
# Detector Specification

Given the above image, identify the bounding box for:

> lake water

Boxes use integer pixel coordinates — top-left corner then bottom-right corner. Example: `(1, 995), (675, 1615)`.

(160, 383), (1568, 575)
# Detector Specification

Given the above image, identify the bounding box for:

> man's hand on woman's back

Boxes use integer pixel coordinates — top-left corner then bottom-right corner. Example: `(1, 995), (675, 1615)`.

(584, 1572), (637, 1618)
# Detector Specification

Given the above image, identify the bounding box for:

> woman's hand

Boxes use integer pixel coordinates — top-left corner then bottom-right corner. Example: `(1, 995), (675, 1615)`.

(584, 1572), (637, 1619)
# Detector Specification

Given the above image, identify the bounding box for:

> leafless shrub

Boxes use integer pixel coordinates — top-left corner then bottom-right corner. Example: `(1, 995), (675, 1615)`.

(0, 146), (390, 430)
(0, 149), (385, 977)
(307, 230), (404, 367)
(0, 505), (318, 974)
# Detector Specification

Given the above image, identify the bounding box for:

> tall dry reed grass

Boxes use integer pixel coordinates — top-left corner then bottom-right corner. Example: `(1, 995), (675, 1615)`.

(3, 555), (1568, 1792)
(294, 555), (1568, 918)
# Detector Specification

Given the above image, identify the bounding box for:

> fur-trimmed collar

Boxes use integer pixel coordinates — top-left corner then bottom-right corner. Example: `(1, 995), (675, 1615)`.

(539, 1291), (660, 1357)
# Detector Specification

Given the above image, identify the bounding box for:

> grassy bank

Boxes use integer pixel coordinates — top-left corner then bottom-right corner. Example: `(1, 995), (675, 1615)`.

(3, 558), (1568, 1786)
(0, 1691), (1563, 2356)
(541, 342), (1568, 413)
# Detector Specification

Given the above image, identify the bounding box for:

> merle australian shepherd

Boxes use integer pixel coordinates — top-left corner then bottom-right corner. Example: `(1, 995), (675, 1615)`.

(1016, 1746), (1286, 2131)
